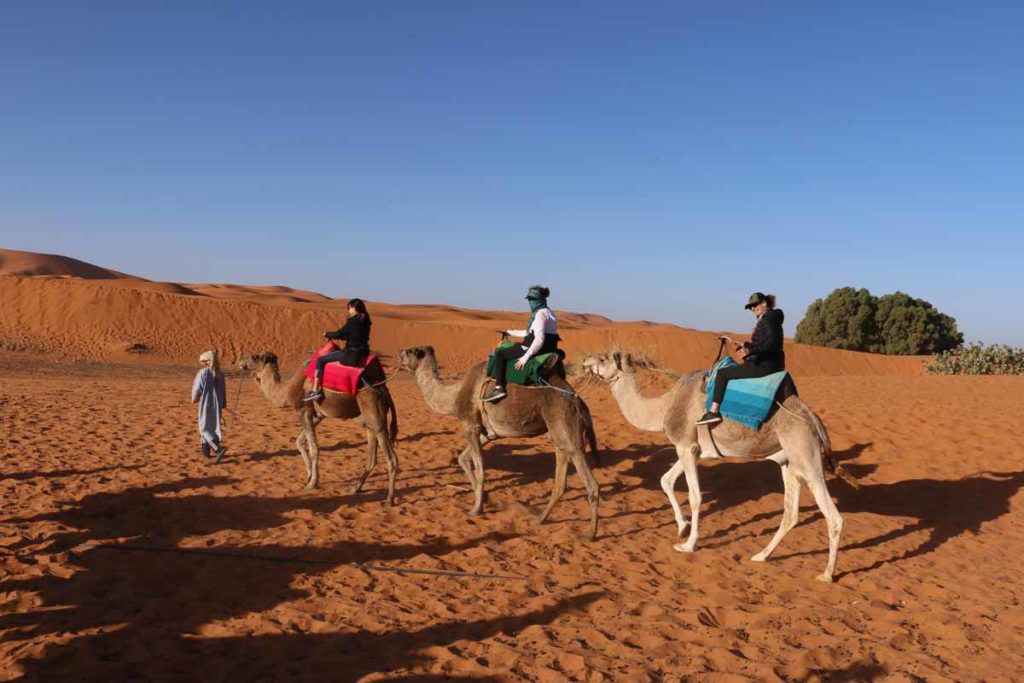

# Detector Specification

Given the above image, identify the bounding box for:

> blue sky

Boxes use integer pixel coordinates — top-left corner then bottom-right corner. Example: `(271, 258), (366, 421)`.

(2, 1), (1021, 344)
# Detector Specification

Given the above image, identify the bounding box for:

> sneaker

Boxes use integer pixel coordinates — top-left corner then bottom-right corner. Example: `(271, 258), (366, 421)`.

(214, 446), (228, 464)
(303, 389), (324, 403)
(482, 386), (507, 403)
(695, 411), (723, 426)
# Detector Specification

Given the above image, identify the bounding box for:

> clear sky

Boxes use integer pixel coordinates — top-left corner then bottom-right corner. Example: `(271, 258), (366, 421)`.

(2, 1), (1021, 344)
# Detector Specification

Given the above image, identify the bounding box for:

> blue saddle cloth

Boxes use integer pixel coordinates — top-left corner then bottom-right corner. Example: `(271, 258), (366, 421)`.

(704, 357), (789, 429)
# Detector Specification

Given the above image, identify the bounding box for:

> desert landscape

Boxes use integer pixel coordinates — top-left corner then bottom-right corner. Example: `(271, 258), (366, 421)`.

(2, 248), (1022, 681)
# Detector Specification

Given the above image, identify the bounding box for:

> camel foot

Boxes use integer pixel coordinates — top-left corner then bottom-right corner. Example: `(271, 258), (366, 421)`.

(673, 541), (696, 553)
(750, 551), (768, 563)
(583, 532), (597, 543)
(304, 482), (318, 491)
(816, 572), (834, 583)
(350, 483), (364, 495)
(468, 508), (483, 517)
(384, 499), (395, 508)
(531, 515), (548, 527)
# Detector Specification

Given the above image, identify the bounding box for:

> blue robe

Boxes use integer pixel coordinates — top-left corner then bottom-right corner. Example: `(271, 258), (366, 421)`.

(191, 368), (227, 448)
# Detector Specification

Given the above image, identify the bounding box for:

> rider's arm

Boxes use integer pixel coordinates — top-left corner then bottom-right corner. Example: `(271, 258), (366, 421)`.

(521, 310), (551, 361)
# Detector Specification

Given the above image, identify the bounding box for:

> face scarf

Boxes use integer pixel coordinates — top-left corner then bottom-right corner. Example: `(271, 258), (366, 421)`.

(526, 290), (548, 329)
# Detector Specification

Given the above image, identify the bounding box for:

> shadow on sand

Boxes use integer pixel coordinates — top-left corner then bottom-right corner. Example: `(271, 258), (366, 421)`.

(1, 476), (600, 679)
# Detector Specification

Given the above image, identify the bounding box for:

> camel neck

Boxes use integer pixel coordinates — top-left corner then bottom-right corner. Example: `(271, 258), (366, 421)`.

(414, 359), (459, 415)
(610, 371), (671, 432)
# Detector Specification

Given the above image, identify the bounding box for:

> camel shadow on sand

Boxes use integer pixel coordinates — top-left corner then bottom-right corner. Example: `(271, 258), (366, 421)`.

(0, 476), (601, 680)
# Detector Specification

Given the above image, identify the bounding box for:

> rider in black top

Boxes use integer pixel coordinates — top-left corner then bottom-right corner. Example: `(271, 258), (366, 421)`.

(697, 292), (785, 425)
(304, 298), (372, 402)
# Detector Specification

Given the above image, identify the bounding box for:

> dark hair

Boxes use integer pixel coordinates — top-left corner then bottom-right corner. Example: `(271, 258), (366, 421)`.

(347, 298), (371, 323)
(528, 285), (551, 299)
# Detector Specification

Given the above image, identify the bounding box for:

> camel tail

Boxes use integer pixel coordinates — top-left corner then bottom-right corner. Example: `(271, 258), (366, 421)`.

(578, 400), (602, 468)
(385, 387), (399, 445)
(810, 410), (860, 490)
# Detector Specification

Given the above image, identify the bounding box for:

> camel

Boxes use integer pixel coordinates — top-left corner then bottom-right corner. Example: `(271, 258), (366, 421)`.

(582, 351), (857, 582)
(238, 352), (400, 504)
(396, 345), (602, 540)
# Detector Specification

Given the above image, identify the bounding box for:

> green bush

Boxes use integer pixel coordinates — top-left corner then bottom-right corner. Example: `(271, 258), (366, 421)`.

(926, 342), (1024, 375)
(795, 287), (962, 355)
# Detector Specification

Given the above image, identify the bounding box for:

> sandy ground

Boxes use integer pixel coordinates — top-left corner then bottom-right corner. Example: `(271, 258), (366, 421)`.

(1, 252), (1020, 680)
(2, 355), (1023, 681)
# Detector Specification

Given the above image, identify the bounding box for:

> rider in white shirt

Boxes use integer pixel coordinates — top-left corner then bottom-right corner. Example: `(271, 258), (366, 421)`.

(484, 285), (560, 402)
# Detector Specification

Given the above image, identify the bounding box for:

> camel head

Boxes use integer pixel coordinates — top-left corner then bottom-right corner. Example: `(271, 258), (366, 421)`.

(396, 345), (436, 372)
(237, 351), (280, 380)
(581, 351), (638, 383)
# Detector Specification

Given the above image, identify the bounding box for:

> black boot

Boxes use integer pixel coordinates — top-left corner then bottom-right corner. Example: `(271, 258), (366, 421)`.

(483, 386), (507, 403)
(696, 411), (722, 426)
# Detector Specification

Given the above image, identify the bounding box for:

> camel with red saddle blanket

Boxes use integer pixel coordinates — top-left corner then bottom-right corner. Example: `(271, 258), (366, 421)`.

(238, 350), (400, 502)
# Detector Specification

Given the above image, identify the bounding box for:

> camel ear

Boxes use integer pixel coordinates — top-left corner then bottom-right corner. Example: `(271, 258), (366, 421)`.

(424, 345), (435, 356)
(624, 353), (634, 368)
(414, 348), (425, 359)
(263, 352), (278, 365)
(612, 351), (622, 370)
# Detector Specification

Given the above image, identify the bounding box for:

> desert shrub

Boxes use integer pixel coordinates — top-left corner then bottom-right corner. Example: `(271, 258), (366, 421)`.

(796, 287), (962, 355)
(925, 342), (1024, 375)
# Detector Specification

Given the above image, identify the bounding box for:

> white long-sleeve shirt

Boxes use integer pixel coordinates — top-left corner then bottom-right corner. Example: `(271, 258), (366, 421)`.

(507, 308), (558, 361)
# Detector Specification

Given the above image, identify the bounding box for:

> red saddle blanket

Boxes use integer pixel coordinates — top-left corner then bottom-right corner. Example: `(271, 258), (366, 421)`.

(303, 342), (376, 396)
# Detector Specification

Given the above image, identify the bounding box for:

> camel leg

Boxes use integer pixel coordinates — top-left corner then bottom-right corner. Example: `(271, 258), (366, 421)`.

(295, 431), (313, 485)
(660, 458), (689, 537)
(350, 427), (378, 495)
(752, 463), (800, 562)
(378, 428), (399, 506)
(807, 474), (844, 583)
(569, 447), (601, 542)
(533, 448), (570, 526)
(672, 443), (702, 553)
(463, 427), (486, 516)
(302, 412), (320, 490)
(457, 445), (477, 490)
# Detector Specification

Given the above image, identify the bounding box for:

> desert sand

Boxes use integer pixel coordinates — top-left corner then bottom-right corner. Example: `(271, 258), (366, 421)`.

(2, 249), (1022, 681)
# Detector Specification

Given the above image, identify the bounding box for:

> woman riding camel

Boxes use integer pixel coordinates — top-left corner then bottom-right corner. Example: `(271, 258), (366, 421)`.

(697, 292), (786, 426)
(304, 298), (372, 402)
(484, 285), (560, 403)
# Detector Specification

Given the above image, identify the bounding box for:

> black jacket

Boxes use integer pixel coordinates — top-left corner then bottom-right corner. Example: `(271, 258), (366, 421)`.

(743, 308), (785, 369)
(326, 315), (371, 352)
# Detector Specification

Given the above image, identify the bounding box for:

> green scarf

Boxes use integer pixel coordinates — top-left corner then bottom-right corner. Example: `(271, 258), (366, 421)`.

(526, 297), (548, 330)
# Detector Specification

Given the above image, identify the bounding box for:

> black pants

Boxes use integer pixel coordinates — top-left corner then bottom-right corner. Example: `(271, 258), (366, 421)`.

(315, 348), (367, 379)
(712, 361), (784, 406)
(493, 345), (527, 387)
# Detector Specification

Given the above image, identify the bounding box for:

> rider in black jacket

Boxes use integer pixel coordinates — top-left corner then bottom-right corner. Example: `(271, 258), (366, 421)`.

(304, 298), (372, 402)
(697, 292), (785, 425)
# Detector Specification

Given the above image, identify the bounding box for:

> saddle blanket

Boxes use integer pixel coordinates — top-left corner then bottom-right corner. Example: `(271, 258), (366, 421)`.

(304, 341), (375, 395)
(704, 356), (789, 430)
(485, 341), (565, 386)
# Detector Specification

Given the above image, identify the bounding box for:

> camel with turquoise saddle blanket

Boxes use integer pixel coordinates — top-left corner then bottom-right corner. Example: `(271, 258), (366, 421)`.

(582, 350), (858, 583)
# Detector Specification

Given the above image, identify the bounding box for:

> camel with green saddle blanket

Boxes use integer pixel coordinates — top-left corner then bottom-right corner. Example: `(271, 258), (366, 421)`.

(485, 340), (567, 386)
(582, 351), (859, 583)
(397, 345), (602, 541)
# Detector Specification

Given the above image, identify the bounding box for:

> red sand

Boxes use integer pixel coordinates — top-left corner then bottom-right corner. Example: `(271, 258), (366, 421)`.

(1, 249), (1020, 680)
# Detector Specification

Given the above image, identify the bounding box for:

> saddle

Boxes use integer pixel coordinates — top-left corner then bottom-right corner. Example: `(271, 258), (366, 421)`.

(485, 342), (567, 386)
(303, 341), (380, 395)
(702, 356), (798, 429)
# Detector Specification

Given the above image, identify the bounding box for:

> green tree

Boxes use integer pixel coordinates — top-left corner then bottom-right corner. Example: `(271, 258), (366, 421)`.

(795, 287), (962, 355)
(874, 292), (962, 354)
(794, 287), (877, 351)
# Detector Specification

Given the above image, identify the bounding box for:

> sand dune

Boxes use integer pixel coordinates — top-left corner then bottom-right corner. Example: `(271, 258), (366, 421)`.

(4, 249), (1018, 680)
(0, 253), (922, 376)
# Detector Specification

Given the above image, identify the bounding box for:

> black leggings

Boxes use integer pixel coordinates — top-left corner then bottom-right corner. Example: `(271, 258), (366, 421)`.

(315, 348), (367, 379)
(712, 362), (783, 406)
(493, 345), (527, 387)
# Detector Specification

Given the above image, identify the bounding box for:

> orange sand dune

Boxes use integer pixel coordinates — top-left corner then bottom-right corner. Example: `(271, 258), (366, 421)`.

(0, 253), (922, 376)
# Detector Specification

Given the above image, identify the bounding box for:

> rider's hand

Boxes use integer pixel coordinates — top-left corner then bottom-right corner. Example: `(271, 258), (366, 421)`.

(514, 357), (528, 370)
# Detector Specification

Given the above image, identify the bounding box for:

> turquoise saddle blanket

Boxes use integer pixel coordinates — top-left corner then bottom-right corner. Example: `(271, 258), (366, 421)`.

(704, 357), (789, 429)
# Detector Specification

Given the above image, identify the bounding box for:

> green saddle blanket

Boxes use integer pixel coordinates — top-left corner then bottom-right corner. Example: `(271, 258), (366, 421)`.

(485, 341), (566, 386)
